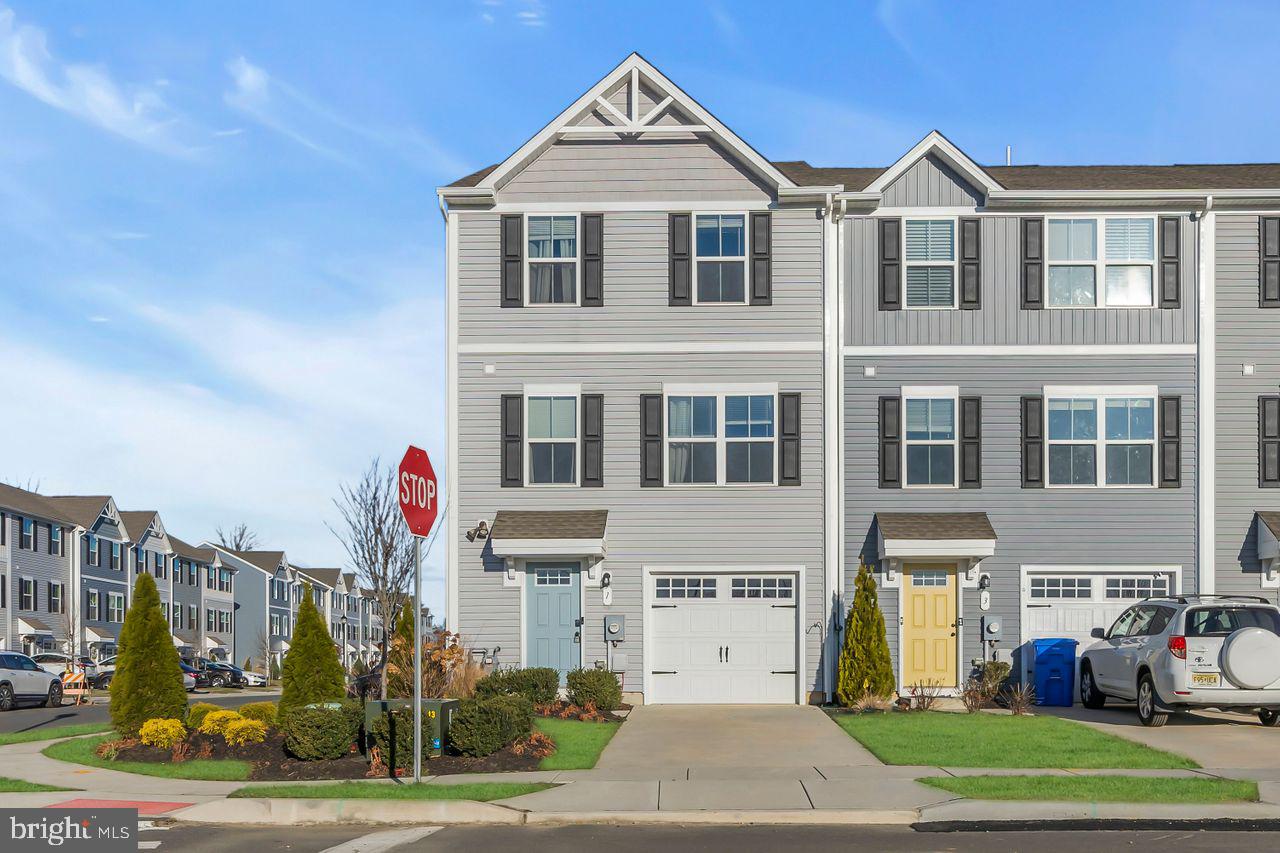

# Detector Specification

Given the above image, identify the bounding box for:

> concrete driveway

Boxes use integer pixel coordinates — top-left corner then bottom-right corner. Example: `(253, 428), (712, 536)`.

(1044, 704), (1280, 773)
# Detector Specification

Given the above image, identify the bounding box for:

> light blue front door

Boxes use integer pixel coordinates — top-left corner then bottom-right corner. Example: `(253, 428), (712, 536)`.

(525, 563), (581, 684)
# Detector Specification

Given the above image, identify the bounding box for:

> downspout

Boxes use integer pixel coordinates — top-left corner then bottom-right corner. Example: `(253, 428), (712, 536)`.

(1197, 194), (1216, 595)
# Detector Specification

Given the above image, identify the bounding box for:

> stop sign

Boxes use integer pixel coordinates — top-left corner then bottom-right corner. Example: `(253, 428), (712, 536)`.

(397, 445), (438, 537)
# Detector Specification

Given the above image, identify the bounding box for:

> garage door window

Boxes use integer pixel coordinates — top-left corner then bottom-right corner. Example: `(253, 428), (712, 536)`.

(1030, 577), (1092, 599)
(655, 577), (716, 599)
(1105, 576), (1167, 599)
(534, 569), (573, 586)
(731, 577), (792, 599)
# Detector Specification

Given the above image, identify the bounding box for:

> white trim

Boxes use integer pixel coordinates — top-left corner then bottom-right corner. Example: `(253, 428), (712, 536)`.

(823, 194), (842, 702)
(1043, 215), (1159, 309)
(1042, 385), (1160, 489)
(463, 340), (821, 355)
(447, 210), (460, 631)
(866, 131), (1002, 196)
(880, 538), (996, 559)
(490, 538), (606, 558)
(641, 564), (807, 705)
(900, 386), (960, 489)
(485, 200), (777, 213)
(523, 385), (581, 487)
(661, 383), (781, 487)
(523, 212), (581, 307)
(843, 344), (1196, 357)
(690, 211), (749, 305)
(1197, 205), (1216, 594)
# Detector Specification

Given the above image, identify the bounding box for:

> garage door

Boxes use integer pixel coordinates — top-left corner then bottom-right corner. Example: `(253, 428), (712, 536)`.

(1020, 569), (1176, 682)
(648, 573), (797, 704)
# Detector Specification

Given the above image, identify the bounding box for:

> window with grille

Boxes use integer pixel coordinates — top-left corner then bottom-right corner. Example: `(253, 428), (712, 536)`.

(1030, 577), (1093, 599)
(655, 577), (717, 599)
(694, 214), (746, 303)
(904, 219), (956, 308)
(1105, 576), (1169, 599)
(534, 568), (573, 586)
(910, 569), (949, 587)
(730, 576), (793, 599)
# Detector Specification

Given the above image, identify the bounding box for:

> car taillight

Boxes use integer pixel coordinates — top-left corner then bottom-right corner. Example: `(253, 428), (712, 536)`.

(1168, 635), (1187, 660)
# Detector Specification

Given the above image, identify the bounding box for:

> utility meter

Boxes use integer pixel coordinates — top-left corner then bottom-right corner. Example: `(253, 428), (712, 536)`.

(604, 614), (625, 643)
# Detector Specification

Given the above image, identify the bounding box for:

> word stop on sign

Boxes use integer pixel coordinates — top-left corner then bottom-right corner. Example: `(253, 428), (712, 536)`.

(400, 472), (436, 510)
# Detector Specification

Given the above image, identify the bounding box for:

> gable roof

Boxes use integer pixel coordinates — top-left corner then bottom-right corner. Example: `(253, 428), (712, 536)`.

(876, 512), (997, 541)
(231, 550), (287, 574)
(119, 511), (159, 539)
(295, 566), (342, 589)
(169, 534), (216, 563)
(0, 484), (77, 525)
(865, 130), (1002, 195)
(43, 496), (122, 534)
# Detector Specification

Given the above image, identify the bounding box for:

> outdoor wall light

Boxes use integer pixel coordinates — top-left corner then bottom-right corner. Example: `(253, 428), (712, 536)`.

(465, 520), (489, 542)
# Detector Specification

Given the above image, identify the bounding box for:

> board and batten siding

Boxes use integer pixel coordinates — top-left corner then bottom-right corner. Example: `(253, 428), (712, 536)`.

(844, 356), (1198, 679)
(455, 352), (826, 698)
(844, 215), (1198, 346)
(456, 205), (823, 345)
(880, 154), (984, 208)
(1214, 214), (1280, 596)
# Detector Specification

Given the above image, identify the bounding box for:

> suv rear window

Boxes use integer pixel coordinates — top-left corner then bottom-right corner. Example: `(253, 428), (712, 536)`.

(1185, 607), (1280, 637)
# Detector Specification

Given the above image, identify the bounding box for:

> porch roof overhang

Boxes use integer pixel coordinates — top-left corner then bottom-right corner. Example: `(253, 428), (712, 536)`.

(489, 510), (608, 559)
(875, 512), (998, 561)
(84, 627), (114, 644)
(1255, 512), (1280, 587)
(18, 617), (53, 637)
(173, 630), (197, 647)
(269, 637), (291, 653)
(204, 636), (228, 650)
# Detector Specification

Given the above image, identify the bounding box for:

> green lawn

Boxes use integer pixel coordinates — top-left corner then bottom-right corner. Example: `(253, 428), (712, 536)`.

(921, 775), (1258, 803)
(0, 723), (113, 746)
(831, 712), (1196, 769)
(43, 735), (252, 781)
(533, 717), (620, 770)
(0, 777), (74, 793)
(230, 781), (554, 801)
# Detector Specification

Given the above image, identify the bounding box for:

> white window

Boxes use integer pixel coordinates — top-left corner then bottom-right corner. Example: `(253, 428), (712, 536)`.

(19, 578), (34, 610)
(665, 386), (778, 486)
(87, 534), (99, 566)
(1106, 576), (1169, 599)
(1030, 577), (1093, 599)
(526, 393), (578, 485)
(694, 214), (746, 303)
(655, 577), (716, 599)
(86, 590), (100, 621)
(904, 219), (956, 308)
(910, 570), (949, 588)
(107, 592), (125, 623)
(1046, 387), (1156, 487)
(110, 542), (121, 570)
(1047, 216), (1155, 308)
(534, 568), (573, 586)
(48, 583), (64, 614)
(526, 215), (577, 305)
(19, 518), (33, 550)
(730, 576), (793, 599)
(903, 388), (957, 487)
(49, 525), (62, 556)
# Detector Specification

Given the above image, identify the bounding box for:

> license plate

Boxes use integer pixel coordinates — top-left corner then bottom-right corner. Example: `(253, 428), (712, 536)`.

(1192, 672), (1220, 687)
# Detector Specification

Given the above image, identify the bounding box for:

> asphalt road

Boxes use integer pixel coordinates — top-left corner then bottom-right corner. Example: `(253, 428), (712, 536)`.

(0, 691), (278, 734)
(151, 824), (1280, 853)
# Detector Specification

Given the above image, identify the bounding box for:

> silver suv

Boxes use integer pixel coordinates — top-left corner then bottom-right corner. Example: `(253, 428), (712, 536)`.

(1079, 595), (1280, 727)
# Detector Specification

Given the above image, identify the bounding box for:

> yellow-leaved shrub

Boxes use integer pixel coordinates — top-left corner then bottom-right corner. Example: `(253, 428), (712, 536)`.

(138, 718), (187, 749)
(197, 709), (242, 736)
(223, 718), (269, 746)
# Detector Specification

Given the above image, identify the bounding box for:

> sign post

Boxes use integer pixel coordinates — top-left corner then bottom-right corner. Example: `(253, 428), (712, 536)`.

(397, 445), (438, 785)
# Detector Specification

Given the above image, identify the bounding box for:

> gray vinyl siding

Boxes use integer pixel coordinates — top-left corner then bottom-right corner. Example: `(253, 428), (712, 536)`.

(499, 140), (772, 203)
(1214, 214), (1280, 597)
(172, 560), (202, 633)
(80, 520), (129, 587)
(845, 214), (1198, 346)
(880, 154), (984, 208)
(456, 352), (826, 697)
(844, 356), (1198, 682)
(456, 205), (823, 345)
(233, 568), (269, 669)
(81, 578), (126, 648)
(6, 516), (73, 650)
(131, 535), (171, 606)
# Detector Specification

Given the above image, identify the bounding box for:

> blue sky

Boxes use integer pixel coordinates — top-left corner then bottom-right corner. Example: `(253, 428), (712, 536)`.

(2, 1), (1277, 620)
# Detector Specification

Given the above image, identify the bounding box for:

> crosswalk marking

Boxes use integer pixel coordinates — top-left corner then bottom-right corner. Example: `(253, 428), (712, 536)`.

(317, 827), (443, 853)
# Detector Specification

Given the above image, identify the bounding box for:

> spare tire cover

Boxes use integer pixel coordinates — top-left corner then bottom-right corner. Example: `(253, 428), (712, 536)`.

(1221, 627), (1280, 690)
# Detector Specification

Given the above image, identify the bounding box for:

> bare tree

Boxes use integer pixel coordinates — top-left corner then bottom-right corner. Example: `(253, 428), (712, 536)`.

(328, 458), (414, 699)
(215, 523), (260, 552)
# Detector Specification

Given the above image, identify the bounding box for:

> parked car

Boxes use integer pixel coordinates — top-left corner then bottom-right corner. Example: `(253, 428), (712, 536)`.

(0, 652), (63, 710)
(1080, 595), (1280, 727)
(201, 661), (248, 689)
(95, 655), (201, 692)
(30, 653), (97, 679)
(180, 661), (211, 690)
(242, 671), (267, 687)
(182, 670), (196, 691)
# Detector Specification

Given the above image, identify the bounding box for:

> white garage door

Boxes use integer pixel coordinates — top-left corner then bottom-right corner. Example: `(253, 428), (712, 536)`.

(648, 573), (797, 704)
(1020, 569), (1176, 682)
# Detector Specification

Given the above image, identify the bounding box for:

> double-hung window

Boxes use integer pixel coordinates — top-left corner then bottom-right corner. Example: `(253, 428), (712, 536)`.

(1046, 387), (1156, 487)
(48, 582), (64, 614)
(19, 518), (33, 550)
(904, 219), (956, 308)
(526, 392), (577, 485)
(110, 542), (121, 571)
(19, 578), (34, 611)
(86, 590), (100, 621)
(49, 525), (62, 556)
(1047, 217), (1155, 307)
(107, 592), (124, 623)
(87, 535), (99, 567)
(903, 389), (957, 487)
(526, 215), (577, 305)
(665, 386), (777, 485)
(694, 214), (746, 303)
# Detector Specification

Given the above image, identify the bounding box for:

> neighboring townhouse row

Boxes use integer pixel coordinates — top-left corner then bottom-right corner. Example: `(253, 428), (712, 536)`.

(438, 53), (1280, 705)
(0, 483), (388, 670)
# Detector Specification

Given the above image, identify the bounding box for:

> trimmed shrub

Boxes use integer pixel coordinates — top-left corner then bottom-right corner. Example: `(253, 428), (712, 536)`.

(475, 667), (559, 705)
(836, 560), (896, 705)
(109, 573), (189, 737)
(280, 705), (358, 761)
(186, 702), (220, 730)
(224, 718), (269, 746)
(138, 718), (187, 749)
(566, 668), (621, 712)
(369, 709), (430, 769)
(279, 584), (346, 716)
(237, 701), (278, 728)
(449, 695), (533, 757)
(197, 710), (242, 737)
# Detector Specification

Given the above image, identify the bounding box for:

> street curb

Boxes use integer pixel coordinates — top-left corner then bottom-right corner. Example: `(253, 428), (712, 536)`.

(171, 798), (525, 826)
(916, 818), (1280, 833)
(523, 809), (918, 826)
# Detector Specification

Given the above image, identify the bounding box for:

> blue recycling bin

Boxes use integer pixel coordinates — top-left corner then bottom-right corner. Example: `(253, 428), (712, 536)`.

(1032, 638), (1078, 707)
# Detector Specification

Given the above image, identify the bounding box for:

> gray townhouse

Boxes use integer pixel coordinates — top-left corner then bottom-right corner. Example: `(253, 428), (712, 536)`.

(0, 484), (75, 655)
(169, 535), (208, 658)
(45, 495), (132, 660)
(210, 546), (281, 672)
(119, 511), (174, 655)
(439, 53), (1280, 705)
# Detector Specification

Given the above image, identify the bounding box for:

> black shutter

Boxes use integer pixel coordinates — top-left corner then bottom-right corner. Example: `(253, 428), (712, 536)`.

(1020, 217), (1044, 309)
(750, 212), (772, 305)
(959, 396), (982, 488)
(878, 396), (901, 488)
(959, 218), (981, 309)
(878, 218), (901, 311)
(500, 214), (523, 308)
(1261, 217), (1280, 308)
(669, 214), (691, 306)
(1021, 395), (1045, 488)
(581, 394), (604, 487)
(1261, 396), (1280, 488)
(640, 394), (664, 487)
(1158, 216), (1181, 309)
(500, 394), (523, 487)
(582, 214), (604, 307)
(1159, 395), (1182, 488)
(778, 392), (801, 485)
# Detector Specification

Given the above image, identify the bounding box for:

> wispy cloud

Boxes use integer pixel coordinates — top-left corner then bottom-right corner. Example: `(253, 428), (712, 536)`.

(517, 1), (548, 28)
(0, 6), (196, 157)
(708, 2), (743, 50)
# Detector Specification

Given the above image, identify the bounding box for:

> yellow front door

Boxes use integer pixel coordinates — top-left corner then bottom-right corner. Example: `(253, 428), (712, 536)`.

(902, 565), (957, 688)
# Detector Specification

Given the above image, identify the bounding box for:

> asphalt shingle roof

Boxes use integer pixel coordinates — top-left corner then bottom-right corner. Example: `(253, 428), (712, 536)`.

(490, 510), (609, 540)
(876, 512), (997, 541)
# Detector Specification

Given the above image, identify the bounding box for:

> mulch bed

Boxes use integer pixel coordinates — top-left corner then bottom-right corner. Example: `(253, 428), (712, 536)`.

(535, 701), (628, 724)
